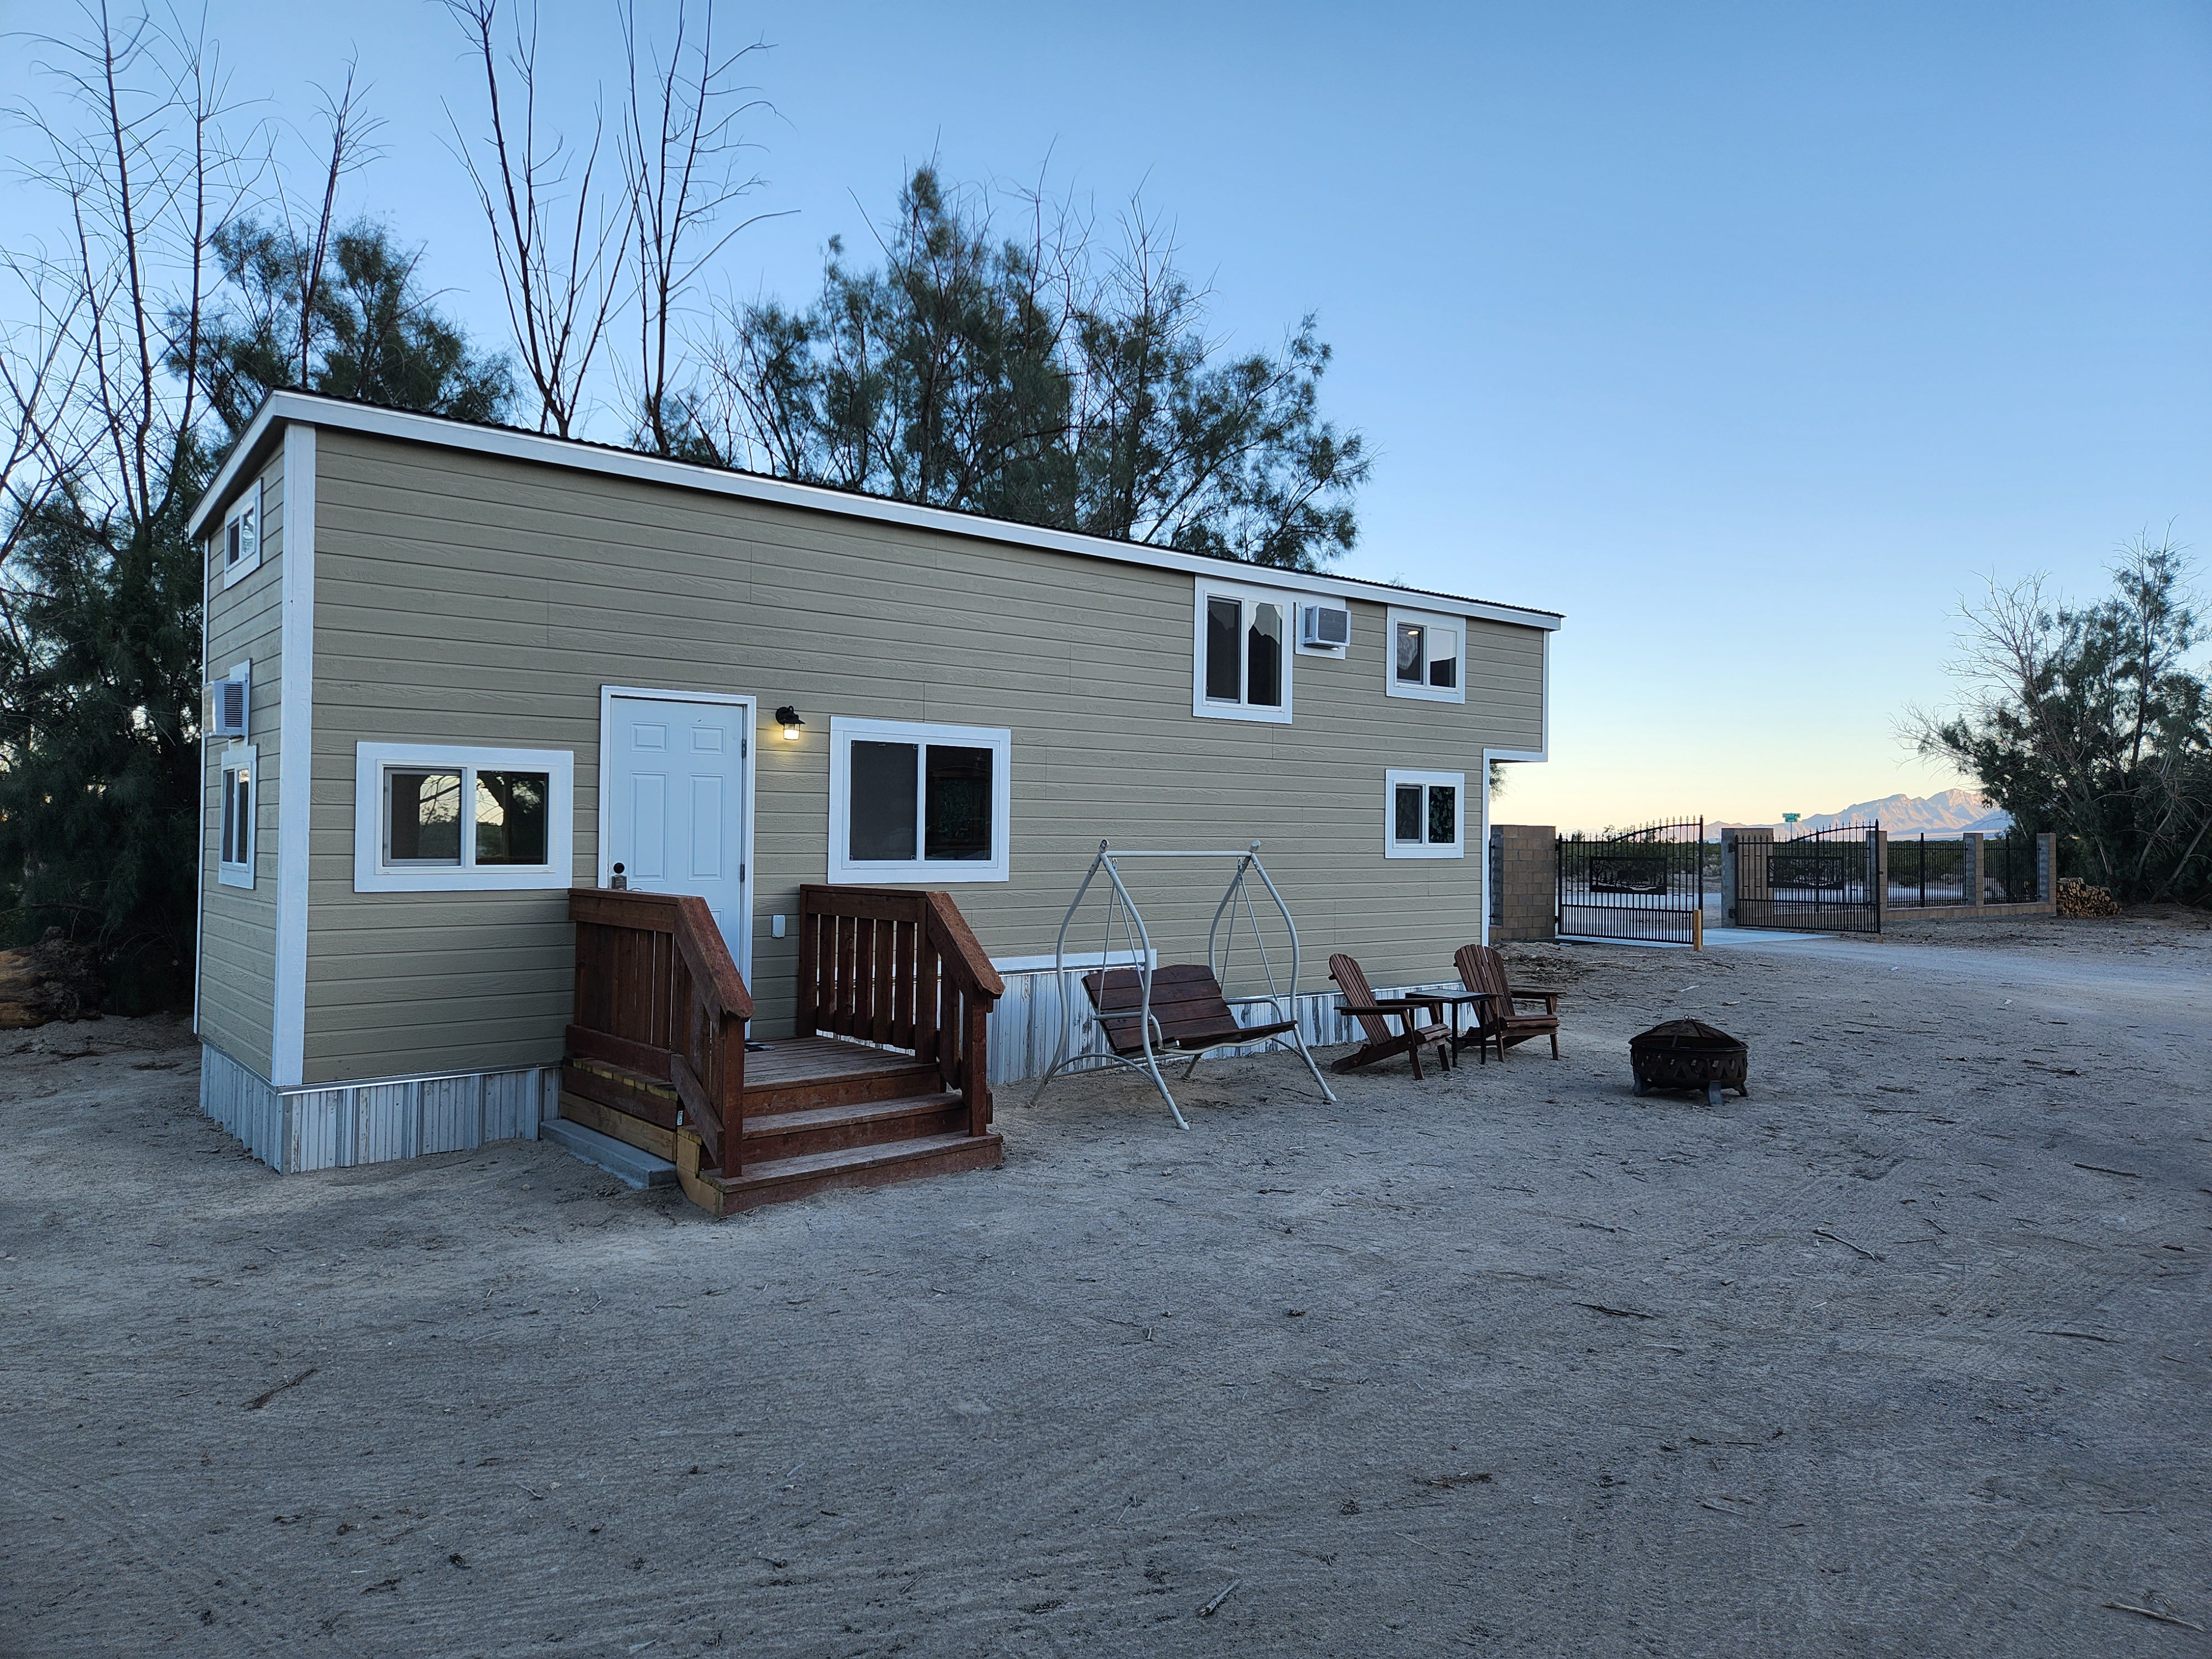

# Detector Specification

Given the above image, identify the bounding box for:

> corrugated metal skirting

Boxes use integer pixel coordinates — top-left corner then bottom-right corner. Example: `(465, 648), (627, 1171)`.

(199, 1042), (556, 1173)
(200, 1042), (286, 1167)
(983, 969), (1461, 1087)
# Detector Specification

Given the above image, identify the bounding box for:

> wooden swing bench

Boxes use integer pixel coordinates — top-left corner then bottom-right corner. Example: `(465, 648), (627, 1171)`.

(1081, 963), (1302, 1062)
(1032, 842), (1339, 1128)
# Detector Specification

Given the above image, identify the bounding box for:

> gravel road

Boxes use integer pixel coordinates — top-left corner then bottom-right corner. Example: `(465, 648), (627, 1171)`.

(3, 911), (2206, 1656)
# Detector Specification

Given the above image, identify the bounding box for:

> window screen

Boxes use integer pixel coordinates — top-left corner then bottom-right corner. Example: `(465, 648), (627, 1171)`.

(849, 740), (919, 861)
(925, 746), (993, 860)
(1247, 602), (1284, 708)
(386, 769), (463, 863)
(221, 766), (250, 864)
(1396, 622), (1425, 683)
(1205, 596), (1243, 701)
(474, 770), (550, 865)
(1395, 783), (1424, 844)
(1428, 784), (1457, 844)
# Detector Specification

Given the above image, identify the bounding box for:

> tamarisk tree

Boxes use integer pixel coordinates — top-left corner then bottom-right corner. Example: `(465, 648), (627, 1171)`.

(1911, 535), (2211, 906)
(696, 167), (1370, 571)
(1, 7), (507, 1009)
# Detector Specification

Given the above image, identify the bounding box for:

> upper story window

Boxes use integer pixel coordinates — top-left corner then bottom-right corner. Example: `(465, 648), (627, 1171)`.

(828, 716), (1012, 883)
(220, 481), (263, 588)
(1193, 580), (1294, 723)
(353, 742), (574, 893)
(1386, 605), (1466, 704)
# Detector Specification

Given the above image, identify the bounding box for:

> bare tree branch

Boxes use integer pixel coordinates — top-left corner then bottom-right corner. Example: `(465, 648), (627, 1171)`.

(617, 0), (782, 456)
(442, 0), (629, 437)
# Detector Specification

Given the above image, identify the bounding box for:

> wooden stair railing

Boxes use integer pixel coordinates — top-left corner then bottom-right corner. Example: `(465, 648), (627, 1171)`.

(569, 889), (753, 1175)
(796, 885), (1005, 1135)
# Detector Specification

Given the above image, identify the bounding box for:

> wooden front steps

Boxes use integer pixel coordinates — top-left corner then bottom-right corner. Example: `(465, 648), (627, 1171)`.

(556, 1036), (1002, 1217)
(565, 886), (1004, 1220)
(675, 1125), (1004, 1218)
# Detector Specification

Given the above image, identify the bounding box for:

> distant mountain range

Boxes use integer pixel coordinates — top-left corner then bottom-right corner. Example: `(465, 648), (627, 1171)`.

(1712, 790), (2012, 838)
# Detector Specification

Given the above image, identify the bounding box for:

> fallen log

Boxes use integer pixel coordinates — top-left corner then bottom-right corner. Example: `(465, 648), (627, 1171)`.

(0, 929), (106, 1028)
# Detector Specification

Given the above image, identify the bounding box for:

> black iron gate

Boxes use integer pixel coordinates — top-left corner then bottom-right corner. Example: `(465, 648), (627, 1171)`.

(1735, 823), (1880, 933)
(1557, 820), (1706, 943)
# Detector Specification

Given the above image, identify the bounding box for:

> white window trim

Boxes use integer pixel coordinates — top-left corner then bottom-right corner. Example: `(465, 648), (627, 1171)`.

(1192, 578), (1296, 724)
(220, 479), (263, 588)
(827, 715), (1012, 884)
(353, 741), (575, 893)
(1385, 604), (1468, 704)
(217, 743), (258, 889)
(1385, 768), (1466, 859)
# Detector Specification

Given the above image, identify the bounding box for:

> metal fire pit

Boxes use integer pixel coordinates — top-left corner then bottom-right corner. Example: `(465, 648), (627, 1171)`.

(1629, 1019), (1749, 1106)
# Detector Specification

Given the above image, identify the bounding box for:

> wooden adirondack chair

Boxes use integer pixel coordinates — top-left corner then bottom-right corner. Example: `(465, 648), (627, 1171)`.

(1454, 943), (1562, 1062)
(1327, 953), (1453, 1078)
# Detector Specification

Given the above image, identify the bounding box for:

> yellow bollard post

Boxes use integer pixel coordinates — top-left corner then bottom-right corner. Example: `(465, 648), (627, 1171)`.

(1693, 908), (1704, 951)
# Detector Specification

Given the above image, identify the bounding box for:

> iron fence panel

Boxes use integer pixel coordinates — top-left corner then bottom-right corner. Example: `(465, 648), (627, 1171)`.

(1888, 834), (1968, 908)
(1983, 828), (2036, 902)
(1736, 823), (1881, 933)
(1558, 820), (1705, 943)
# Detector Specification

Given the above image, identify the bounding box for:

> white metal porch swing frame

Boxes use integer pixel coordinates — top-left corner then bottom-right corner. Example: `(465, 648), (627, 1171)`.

(1030, 841), (1339, 1128)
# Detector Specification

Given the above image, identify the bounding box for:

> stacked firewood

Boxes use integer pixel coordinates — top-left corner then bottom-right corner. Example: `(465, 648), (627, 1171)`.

(2055, 878), (2122, 919)
(0, 930), (105, 1028)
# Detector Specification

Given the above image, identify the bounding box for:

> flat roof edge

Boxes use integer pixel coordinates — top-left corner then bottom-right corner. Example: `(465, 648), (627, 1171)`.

(189, 391), (1565, 631)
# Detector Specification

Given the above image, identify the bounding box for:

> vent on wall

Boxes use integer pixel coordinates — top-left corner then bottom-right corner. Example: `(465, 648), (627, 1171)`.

(1299, 604), (1350, 652)
(206, 673), (248, 739)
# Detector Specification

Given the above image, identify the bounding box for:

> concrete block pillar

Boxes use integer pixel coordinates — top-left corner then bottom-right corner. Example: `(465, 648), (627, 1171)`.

(1963, 833), (1985, 907)
(2036, 832), (2056, 902)
(1720, 826), (1772, 926)
(1488, 824), (1558, 943)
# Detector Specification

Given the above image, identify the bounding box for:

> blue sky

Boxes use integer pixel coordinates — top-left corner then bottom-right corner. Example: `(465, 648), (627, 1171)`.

(8, 1), (2208, 830)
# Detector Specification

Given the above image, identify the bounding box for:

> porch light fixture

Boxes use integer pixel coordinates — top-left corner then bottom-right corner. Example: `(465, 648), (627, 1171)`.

(775, 706), (806, 742)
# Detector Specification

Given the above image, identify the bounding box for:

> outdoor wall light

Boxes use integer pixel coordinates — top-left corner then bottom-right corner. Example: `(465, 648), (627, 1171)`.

(775, 705), (806, 742)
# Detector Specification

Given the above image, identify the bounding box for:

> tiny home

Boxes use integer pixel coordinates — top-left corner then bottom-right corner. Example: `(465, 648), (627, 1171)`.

(188, 392), (1559, 1201)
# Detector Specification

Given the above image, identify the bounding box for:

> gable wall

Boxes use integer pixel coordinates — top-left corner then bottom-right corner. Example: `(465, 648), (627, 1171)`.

(197, 448), (286, 1076)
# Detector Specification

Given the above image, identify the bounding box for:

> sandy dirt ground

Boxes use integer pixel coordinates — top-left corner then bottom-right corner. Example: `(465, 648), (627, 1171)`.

(2, 912), (2208, 1657)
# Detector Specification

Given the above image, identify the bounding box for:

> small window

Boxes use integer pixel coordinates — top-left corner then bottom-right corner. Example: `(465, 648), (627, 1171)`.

(1385, 769), (1464, 858)
(217, 744), (257, 889)
(1385, 606), (1466, 703)
(828, 717), (1011, 883)
(220, 481), (262, 587)
(354, 743), (573, 892)
(1193, 581), (1295, 723)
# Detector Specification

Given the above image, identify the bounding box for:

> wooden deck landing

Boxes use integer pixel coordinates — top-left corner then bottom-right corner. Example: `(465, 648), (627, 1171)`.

(742, 1036), (934, 1093)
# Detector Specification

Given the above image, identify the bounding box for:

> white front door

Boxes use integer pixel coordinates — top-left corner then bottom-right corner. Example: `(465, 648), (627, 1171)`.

(604, 693), (750, 956)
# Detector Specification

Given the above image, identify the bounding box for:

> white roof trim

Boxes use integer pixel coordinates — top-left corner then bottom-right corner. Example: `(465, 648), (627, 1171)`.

(189, 392), (1564, 631)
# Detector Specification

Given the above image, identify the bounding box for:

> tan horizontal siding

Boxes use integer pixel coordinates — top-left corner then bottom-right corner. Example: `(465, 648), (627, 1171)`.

(197, 448), (286, 1077)
(300, 429), (1549, 1084)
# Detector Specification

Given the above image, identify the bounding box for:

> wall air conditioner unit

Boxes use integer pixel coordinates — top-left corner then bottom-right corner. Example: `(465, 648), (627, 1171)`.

(1299, 603), (1350, 651)
(206, 672), (248, 739)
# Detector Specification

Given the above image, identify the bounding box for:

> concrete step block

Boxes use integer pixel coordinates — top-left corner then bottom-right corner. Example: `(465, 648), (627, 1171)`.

(542, 1114), (677, 1190)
